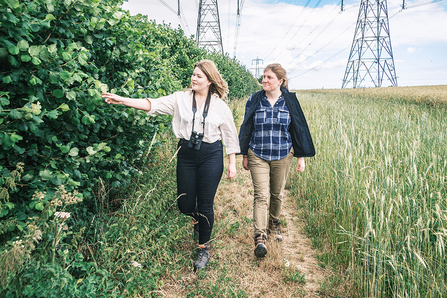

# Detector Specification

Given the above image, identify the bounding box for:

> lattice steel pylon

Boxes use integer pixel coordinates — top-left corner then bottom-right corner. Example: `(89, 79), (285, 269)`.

(342, 0), (398, 88)
(196, 0), (223, 53)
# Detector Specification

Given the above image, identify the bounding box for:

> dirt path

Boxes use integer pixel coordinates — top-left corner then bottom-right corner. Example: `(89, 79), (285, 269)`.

(159, 156), (330, 297)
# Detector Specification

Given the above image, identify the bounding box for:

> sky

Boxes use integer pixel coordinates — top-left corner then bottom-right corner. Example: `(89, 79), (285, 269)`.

(121, 0), (447, 90)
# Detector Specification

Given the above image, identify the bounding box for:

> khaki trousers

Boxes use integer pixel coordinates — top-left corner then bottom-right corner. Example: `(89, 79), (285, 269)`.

(248, 148), (294, 236)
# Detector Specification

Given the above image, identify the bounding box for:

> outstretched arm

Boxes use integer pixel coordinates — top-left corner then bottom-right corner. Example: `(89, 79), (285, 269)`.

(102, 92), (151, 111)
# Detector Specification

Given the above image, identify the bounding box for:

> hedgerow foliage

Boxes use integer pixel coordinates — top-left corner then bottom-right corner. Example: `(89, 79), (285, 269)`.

(0, 0), (258, 293)
(0, 0), (257, 232)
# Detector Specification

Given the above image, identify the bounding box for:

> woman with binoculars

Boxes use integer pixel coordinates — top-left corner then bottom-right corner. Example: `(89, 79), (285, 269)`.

(102, 60), (240, 271)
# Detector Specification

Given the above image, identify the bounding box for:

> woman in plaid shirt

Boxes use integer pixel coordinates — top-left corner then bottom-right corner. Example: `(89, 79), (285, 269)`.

(238, 63), (315, 258)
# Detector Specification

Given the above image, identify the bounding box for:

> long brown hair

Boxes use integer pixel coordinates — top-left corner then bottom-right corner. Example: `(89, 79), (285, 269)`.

(192, 60), (229, 99)
(264, 63), (289, 90)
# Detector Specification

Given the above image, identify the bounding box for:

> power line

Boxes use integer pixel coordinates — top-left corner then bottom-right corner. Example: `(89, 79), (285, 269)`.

(277, 2), (343, 63)
(233, 0), (245, 57)
(269, 0), (325, 61)
(288, 22), (355, 80)
(158, 0), (191, 36)
(289, 0), (443, 83)
(262, 0), (313, 61)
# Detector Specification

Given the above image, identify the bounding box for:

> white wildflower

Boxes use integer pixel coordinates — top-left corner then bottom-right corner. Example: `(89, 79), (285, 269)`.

(131, 261), (142, 268)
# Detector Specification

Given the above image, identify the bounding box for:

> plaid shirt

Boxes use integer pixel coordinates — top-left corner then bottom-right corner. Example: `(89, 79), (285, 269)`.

(248, 93), (292, 161)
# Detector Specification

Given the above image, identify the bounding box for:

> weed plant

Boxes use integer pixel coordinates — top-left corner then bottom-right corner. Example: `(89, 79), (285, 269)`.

(289, 86), (447, 297)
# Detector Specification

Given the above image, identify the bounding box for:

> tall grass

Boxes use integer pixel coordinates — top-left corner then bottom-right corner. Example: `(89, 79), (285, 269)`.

(289, 86), (447, 297)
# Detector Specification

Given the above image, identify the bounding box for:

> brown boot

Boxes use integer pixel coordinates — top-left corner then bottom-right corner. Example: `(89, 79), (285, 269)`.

(268, 219), (283, 242)
(254, 233), (267, 258)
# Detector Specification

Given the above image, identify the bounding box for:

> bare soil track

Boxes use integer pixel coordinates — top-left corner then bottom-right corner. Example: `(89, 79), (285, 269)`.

(159, 156), (330, 297)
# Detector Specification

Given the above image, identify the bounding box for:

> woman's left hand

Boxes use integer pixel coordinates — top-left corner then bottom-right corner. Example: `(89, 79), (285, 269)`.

(227, 163), (237, 179)
(296, 157), (305, 172)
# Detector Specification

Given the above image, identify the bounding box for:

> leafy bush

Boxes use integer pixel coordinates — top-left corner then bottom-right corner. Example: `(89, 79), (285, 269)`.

(0, 0), (258, 293)
(0, 0), (180, 237)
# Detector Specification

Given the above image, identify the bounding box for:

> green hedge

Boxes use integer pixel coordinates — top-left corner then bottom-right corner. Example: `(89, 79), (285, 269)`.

(0, 0), (258, 234)
(0, 0), (258, 291)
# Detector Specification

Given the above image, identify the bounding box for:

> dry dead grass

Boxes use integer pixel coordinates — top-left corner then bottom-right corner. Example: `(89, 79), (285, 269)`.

(158, 155), (331, 297)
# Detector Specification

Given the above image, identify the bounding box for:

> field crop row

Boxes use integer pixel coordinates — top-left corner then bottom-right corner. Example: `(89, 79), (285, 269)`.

(289, 86), (447, 297)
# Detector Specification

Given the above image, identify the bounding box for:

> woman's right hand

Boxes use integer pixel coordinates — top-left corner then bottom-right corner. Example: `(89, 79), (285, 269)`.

(242, 156), (249, 171)
(102, 92), (125, 105)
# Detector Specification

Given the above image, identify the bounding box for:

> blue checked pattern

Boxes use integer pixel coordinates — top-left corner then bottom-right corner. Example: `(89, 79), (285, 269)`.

(248, 94), (292, 161)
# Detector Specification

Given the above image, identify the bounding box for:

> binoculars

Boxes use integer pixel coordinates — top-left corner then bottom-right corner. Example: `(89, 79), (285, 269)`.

(187, 131), (203, 151)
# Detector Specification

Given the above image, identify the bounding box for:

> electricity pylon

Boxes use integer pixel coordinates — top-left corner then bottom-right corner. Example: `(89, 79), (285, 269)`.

(251, 57), (263, 79)
(342, 0), (398, 88)
(196, 0), (223, 53)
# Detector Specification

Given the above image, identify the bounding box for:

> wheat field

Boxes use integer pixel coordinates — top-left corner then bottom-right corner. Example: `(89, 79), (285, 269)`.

(288, 85), (447, 297)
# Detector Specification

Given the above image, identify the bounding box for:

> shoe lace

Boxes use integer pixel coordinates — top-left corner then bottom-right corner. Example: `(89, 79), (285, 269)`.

(197, 247), (209, 261)
(255, 234), (266, 245)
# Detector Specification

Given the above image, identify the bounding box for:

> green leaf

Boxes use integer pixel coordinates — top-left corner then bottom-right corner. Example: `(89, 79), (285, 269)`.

(51, 176), (62, 186)
(13, 145), (25, 154)
(17, 40), (29, 51)
(53, 89), (64, 98)
(59, 103), (70, 111)
(39, 169), (53, 181)
(0, 208), (10, 218)
(45, 14), (56, 21)
(66, 91), (76, 100)
(81, 115), (95, 124)
(29, 46), (41, 57)
(5, 0), (20, 9)
(22, 173), (34, 181)
(47, 110), (59, 119)
(48, 44), (57, 55)
(9, 109), (23, 119)
(2, 76), (12, 84)
(8, 46), (19, 55)
(85, 36), (94, 44)
(10, 133), (23, 143)
(60, 145), (70, 153)
(60, 71), (70, 80)
(69, 147), (79, 157)
(29, 76), (42, 86)
(39, 47), (51, 61)
(21, 55), (32, 62)
(61, 52), (72, 61)
(86, 147), (96, 155)
(31, 56), (41, 65)
(35, 203), (44, 211)
(9, 56), (18, 66)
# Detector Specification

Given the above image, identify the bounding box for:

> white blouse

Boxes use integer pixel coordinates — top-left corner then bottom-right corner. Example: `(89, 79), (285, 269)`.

(146, 90), (240, 155)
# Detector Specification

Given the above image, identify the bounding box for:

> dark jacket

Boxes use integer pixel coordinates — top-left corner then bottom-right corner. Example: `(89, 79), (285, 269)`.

(238, 87), (315, 158)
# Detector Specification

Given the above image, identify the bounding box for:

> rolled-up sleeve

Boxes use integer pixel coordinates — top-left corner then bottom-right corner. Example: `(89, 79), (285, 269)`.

(145, 93), (176, 116)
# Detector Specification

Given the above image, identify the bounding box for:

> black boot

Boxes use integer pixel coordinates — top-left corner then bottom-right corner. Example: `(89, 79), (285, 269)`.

(254, 233), (267, 258)
(193, 244), (210, 271)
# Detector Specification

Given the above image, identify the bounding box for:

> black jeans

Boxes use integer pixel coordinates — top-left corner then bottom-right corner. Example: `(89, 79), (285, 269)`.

(177, 139), (224, 245)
